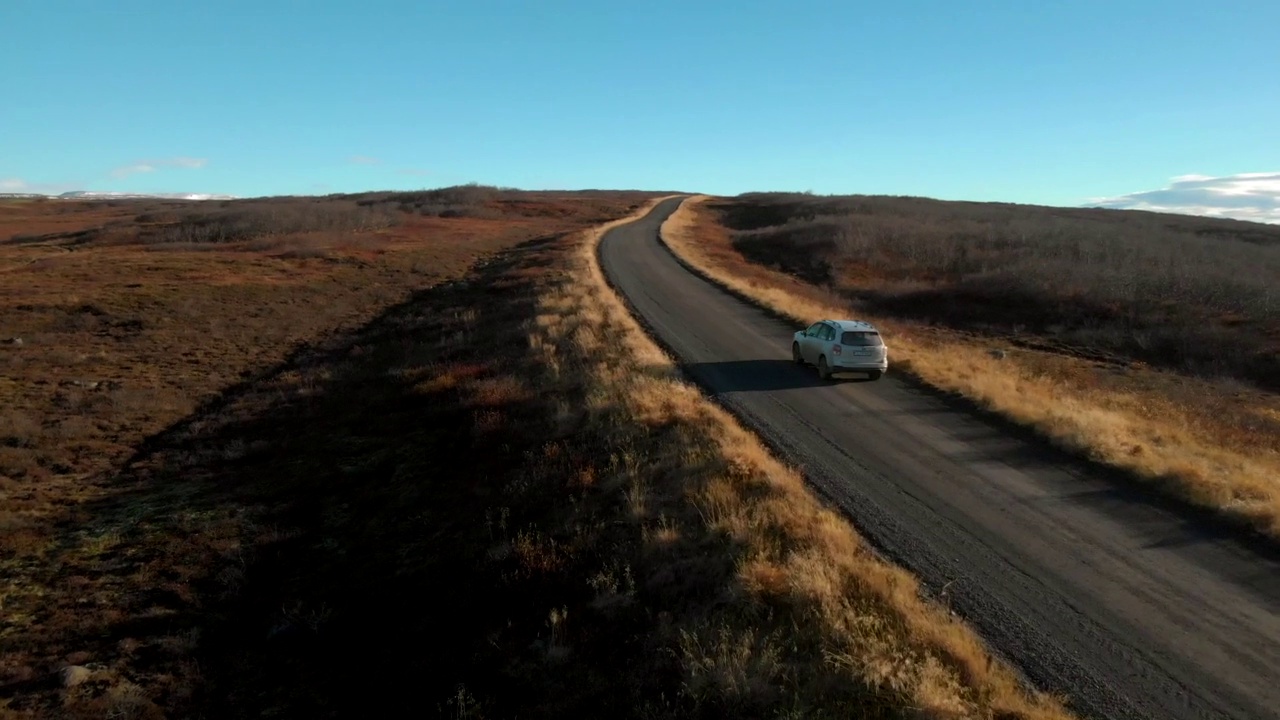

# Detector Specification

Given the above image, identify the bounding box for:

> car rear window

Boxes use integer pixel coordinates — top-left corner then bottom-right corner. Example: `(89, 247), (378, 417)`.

(841, 331), (881, 346)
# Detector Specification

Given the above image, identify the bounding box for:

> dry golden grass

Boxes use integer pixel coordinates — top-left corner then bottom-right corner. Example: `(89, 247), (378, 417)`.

(569, 199), (1074, 718)
(660, 195), (1280, 540)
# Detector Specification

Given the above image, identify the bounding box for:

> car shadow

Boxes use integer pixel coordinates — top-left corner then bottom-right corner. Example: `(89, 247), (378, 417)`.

(679, 359), (879, 393)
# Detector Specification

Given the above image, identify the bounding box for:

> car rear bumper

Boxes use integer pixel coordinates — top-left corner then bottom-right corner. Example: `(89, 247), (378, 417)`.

(831, 360), (888, 373)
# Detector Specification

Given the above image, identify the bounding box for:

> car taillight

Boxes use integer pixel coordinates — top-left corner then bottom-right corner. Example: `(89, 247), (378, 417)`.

(832, 344), (842, 355)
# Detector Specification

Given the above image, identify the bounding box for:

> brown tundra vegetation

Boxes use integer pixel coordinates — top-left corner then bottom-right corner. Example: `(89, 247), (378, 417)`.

(722, 193), (1280, 387)
(0, 187), (657, 716)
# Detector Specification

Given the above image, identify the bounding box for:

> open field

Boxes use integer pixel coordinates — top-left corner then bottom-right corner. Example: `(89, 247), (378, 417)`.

(0, 193), (1073, 718)
(0, 187), (658, 551)
(0, 187), (662, 715)
(659, 194), (1280, 541)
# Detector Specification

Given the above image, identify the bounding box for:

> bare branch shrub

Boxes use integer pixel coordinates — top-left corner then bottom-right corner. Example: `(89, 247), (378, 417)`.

(717, 193), (1280, 387)
(143, 198), (401, 245)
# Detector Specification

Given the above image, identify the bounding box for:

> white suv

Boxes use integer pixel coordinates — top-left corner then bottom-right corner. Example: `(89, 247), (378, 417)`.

(792, 319), (888, 381)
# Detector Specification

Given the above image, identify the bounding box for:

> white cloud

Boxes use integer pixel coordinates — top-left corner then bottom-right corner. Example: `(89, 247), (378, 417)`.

(110, 157), (208, 179)
(349, 155), (381, 165)
(1087, 172), (1280, 224)
(111, 163), (156, 178)
(0, 177), (83, 194)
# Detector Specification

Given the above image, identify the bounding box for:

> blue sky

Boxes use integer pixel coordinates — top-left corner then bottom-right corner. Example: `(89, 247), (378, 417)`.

(3, 0), (1278, 216)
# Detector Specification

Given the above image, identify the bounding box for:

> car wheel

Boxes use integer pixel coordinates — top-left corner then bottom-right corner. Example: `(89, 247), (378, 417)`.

(866, 370), (883, 381)
(817, 356), (831, 380)
(792, 342), (804, 364)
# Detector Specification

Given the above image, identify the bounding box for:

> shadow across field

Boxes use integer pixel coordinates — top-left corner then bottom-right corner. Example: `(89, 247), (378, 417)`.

(0, 234), (722, 718)
(2, 223), (912, 719)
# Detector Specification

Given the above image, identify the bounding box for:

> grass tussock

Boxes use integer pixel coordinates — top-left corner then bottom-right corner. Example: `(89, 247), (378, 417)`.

(659, 195), (1280, 541)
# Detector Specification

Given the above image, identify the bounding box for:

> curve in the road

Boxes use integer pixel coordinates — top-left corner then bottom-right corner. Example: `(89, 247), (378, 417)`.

(599, 197), (1280, 720)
